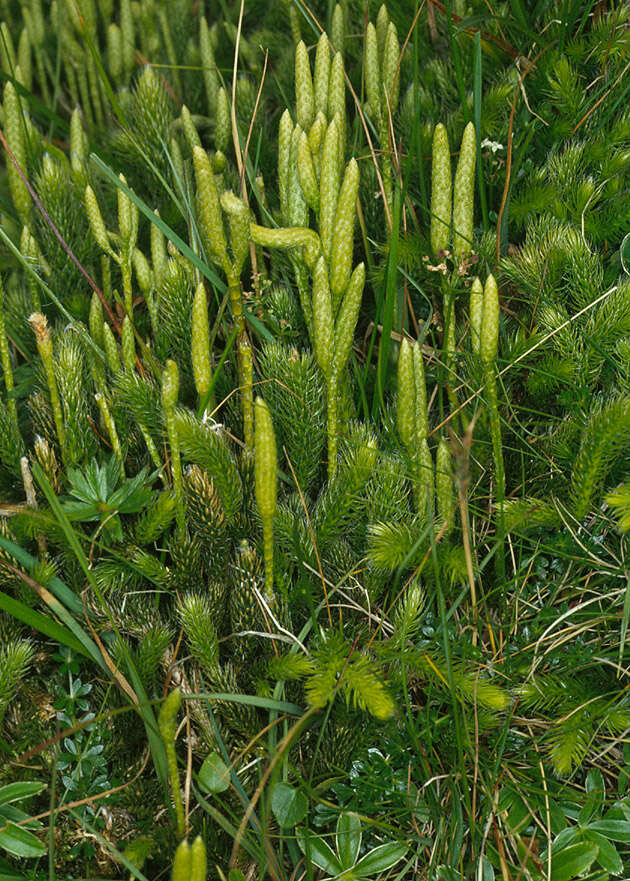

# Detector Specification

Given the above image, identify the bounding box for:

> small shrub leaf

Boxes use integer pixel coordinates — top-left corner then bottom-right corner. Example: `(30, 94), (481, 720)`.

(271, 783), (307, 829)
(198, 752), (230, 794)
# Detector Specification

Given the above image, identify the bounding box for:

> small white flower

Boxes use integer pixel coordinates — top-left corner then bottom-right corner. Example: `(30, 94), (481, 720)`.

(481, 138), (504, 154)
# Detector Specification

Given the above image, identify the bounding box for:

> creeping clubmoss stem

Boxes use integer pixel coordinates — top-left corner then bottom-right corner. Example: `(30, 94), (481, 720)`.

(326, 376), (338, 476)
(441, 279), (459, 427)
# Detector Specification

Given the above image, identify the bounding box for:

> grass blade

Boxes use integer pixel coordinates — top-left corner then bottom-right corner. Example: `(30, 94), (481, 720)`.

(473, 31), (489, 232)
(0, 590), (86, 656)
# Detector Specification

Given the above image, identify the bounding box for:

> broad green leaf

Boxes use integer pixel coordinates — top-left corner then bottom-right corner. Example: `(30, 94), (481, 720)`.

(550, 842), (599, 881)
(580, 769), (605, 825)
(549, 799), (569, 835)
(352, 842), (408, 875)
(589, 819), (630, 843)
(336, 811), (362, 870)
(198, 752), (230, 794)
(481, 856), (495, 881)
(0, 783), (46, 808)
(296, 827), (343, 875)
(584, 830), (623, 875)
(271, 783), (307, 829)
(0, 822), (46, 858)
(0, 806), (39, 826)
(586, 770), (604, 794)
(506, 792), (530, 832)
(437, 869), (461, 881)
(552, 827), (580, 851)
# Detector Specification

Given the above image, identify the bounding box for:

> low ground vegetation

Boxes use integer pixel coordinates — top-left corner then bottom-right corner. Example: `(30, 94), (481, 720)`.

(0, 1), (629, 879)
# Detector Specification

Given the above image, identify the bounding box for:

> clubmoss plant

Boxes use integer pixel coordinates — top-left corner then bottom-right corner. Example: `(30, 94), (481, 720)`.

(190, 281), (213, 414)
(94, 392), (124, 471)
(192, 149), (254, 450)
(84, 176), (141, 320)
(429, 120), (479, 424)
(469, 275), (484, 354)
(430, 123), (452, 260)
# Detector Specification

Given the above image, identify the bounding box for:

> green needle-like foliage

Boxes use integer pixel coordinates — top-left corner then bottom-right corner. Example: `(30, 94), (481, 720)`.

(258, 341), (326, 496)
(0, 638), (34, 728)
(305, 630), (395, 720)
(174, 411), (242, 522)
(570, 396), (630, 521)
(177, 593), (219, 672)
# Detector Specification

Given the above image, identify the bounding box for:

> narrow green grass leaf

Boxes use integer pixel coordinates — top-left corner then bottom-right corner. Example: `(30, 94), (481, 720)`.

(192, 784), (260, 861)
(0, 590), (85, 656)
(443, 0), (470, 123)
(619, 575), (630, 671)
(188, 693), (303, 714)
(0, 534), (82, 615)
(473, 31), (489, 232)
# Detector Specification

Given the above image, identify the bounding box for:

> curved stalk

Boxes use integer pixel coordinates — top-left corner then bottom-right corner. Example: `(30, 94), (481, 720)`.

(484, 363), (505, 587)
(326, 376), (338, 476)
